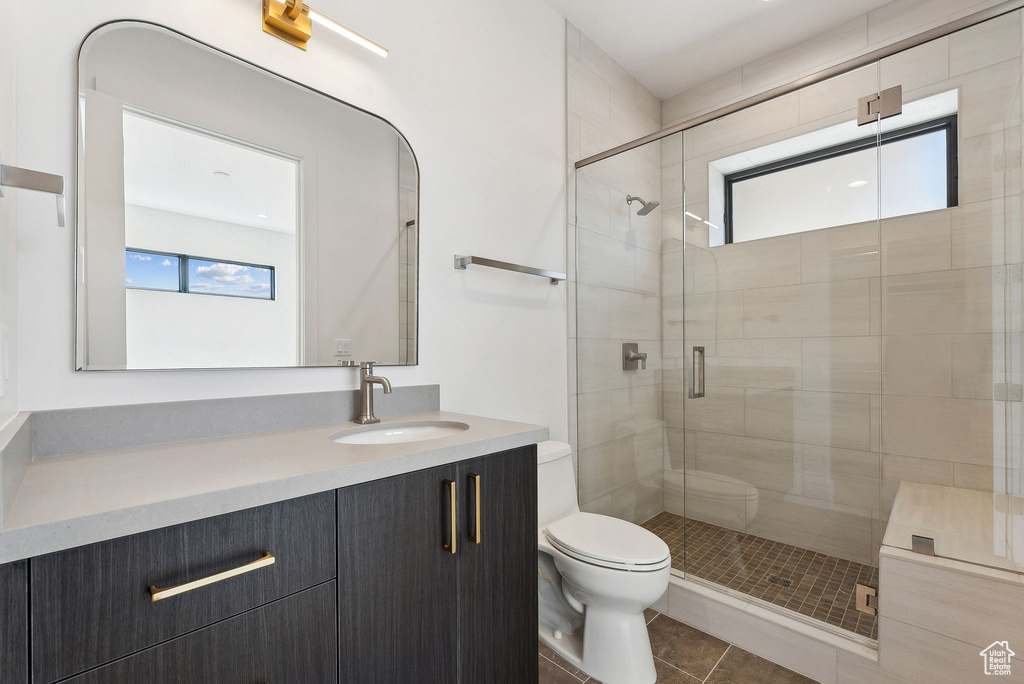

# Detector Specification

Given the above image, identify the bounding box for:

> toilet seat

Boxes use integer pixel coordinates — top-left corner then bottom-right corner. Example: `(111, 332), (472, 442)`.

(545, 512), (670, 572)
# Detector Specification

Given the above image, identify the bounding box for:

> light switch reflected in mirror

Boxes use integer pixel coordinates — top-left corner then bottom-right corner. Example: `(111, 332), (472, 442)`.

(76, 22), (418, 370)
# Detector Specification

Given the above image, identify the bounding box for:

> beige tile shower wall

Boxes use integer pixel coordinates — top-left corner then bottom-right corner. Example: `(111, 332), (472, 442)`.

(677, 12), (1024, 566)
(566, 21), (667, 524)
(877, 13), (1024, 514)
(661, 0), (1007, 128)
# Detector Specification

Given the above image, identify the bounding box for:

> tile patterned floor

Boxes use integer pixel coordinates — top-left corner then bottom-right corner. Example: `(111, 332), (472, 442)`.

(640, 512), (879, 640)
(538, 610), (818, 683)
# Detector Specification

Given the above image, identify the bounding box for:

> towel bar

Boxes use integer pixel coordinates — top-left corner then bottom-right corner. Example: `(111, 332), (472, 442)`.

(454, 255), (565, 284)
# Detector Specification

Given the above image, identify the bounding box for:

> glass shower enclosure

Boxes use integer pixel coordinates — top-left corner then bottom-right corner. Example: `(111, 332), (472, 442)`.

(573, 10), (1023, 644)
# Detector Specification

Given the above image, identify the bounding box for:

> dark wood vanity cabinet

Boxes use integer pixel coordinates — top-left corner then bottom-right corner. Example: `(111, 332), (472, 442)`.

(338, 461), (461, 682)
(338, 445), (538, 684)
(62, 582), (338, 684)
(0, 560), (28, 683)
(0, 444), (538, 683)
(456, 447), (539, 683)
(30, 491), (337, 683)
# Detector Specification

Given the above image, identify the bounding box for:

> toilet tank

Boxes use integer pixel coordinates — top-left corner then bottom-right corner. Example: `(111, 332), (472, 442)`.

(537, 441), (580, 528)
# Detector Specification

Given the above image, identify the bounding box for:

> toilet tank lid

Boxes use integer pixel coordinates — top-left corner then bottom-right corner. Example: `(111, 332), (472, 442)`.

(537, 440), (572, 464)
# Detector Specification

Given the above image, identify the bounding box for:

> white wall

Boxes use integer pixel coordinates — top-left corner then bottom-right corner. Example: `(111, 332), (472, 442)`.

(12, 0), (569, 441)
(0, 0), (18, 425)
(125, 205), (298, 369)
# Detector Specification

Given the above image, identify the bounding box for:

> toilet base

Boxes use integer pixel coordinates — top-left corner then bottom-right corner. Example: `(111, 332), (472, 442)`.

(539, 609), (657, 684)
(538, 617), (584, 668)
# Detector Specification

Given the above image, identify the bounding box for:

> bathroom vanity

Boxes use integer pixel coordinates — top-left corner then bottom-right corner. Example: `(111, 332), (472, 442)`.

(0, 14), (548, 683)
(0, 389), (545, 683)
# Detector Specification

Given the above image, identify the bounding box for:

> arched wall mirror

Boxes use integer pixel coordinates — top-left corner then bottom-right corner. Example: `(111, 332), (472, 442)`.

(76, 22), (419, 371)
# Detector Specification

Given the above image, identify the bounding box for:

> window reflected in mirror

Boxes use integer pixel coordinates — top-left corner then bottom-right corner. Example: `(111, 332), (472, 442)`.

(76, 22), (418, 370)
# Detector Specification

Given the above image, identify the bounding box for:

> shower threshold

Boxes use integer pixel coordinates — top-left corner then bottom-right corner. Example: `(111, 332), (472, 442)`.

(641, 512), (878, 640)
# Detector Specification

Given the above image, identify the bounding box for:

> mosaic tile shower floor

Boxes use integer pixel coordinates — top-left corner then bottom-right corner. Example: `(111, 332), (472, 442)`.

(641, 512), (878, 640)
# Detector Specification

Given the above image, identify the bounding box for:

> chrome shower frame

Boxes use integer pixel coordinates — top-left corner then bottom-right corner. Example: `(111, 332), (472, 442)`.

(575, 0), (1024, 169)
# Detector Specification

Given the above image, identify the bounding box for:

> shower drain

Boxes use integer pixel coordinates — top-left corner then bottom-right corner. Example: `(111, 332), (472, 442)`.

(768, 575), (793, 588)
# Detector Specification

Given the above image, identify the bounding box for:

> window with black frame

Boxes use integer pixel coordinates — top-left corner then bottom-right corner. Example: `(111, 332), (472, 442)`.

(124, 249), (275, 301)
(723, 115), (958, 244)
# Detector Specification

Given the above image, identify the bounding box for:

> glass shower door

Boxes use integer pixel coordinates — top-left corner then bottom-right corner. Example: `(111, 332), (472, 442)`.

(875, 15), (1023, 575)
(675, 64), (885, 641)
(572, 136), (680, 526)
(572, 6), (1024, 648)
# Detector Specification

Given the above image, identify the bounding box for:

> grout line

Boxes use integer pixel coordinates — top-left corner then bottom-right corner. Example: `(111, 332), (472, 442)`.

(655, 656), (704, 682)
(703, 644), (732, 683)
(539, 652), (588, 682)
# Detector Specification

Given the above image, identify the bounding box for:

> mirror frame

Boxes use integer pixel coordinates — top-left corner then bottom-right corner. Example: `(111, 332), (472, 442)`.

(74, 20), (420, 371)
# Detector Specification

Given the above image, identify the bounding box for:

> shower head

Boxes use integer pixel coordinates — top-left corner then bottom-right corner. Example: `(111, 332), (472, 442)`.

(637, 200), (660, 216)
(626, 195), (660, 216)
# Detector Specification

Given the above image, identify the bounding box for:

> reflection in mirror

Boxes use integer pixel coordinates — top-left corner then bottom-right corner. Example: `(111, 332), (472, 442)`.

(76, 22), (418, 370)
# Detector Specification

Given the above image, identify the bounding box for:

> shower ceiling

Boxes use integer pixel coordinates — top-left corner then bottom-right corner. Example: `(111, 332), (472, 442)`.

(543, 0), (894, 98)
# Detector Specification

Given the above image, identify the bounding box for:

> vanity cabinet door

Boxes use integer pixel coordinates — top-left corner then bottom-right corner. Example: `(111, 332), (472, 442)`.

(61, 582), (337, 684)
(31, 491), (336, 683)
(0, 560), (28, 684)
(457, 446), (538, 684)
(337, 463), (460, 684)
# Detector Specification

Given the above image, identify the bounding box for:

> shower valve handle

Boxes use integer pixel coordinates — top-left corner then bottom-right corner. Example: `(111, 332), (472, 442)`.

(623, 343), (647, 371)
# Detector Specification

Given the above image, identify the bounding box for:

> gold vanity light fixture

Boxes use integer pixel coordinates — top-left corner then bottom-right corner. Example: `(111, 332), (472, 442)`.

(262, 0), (389, 57)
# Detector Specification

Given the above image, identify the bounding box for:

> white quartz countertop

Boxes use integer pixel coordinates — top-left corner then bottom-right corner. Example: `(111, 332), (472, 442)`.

(0, 411), (547, 563)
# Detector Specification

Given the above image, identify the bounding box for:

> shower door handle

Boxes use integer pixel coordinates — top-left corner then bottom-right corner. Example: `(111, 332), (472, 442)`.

(690, 346), (705, 399)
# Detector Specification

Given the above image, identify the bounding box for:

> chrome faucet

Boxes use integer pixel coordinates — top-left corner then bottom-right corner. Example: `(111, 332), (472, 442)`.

(355, 361), (393, 425)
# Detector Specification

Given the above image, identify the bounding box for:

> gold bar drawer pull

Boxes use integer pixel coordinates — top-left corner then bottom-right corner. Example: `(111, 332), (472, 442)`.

(443, 480), (457, 554)
(148, 552), (276, 602)
(468, 473), (482, 544)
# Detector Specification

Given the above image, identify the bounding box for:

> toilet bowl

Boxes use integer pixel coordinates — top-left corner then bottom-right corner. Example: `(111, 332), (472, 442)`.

(536, 441), (670, 684)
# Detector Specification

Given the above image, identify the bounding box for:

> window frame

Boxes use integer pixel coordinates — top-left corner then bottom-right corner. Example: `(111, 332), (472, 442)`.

(124, 248), (276, 301)
(722, 115), (959, 244)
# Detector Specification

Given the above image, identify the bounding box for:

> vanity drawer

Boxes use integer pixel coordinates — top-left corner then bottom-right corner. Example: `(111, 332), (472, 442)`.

(31, 491), (336, 683)
(61, 581), (338, 684)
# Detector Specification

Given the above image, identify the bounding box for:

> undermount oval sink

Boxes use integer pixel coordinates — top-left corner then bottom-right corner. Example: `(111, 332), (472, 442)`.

(331, 421), (470, 445)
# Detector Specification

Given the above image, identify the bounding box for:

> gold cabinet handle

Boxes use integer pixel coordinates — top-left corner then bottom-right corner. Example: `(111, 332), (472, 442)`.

(468, 473), (481, 544)
(443, 480), (457, 554)
(148, 551), (275, 602)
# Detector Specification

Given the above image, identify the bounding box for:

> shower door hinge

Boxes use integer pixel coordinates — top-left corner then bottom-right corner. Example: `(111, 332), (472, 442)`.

(912, 535), (936, 556)
(855, 584), (878, 616)
(857, 85), (902, 126)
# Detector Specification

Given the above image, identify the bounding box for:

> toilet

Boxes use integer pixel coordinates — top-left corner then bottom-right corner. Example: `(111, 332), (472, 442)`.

(536, 441), (670, 684)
